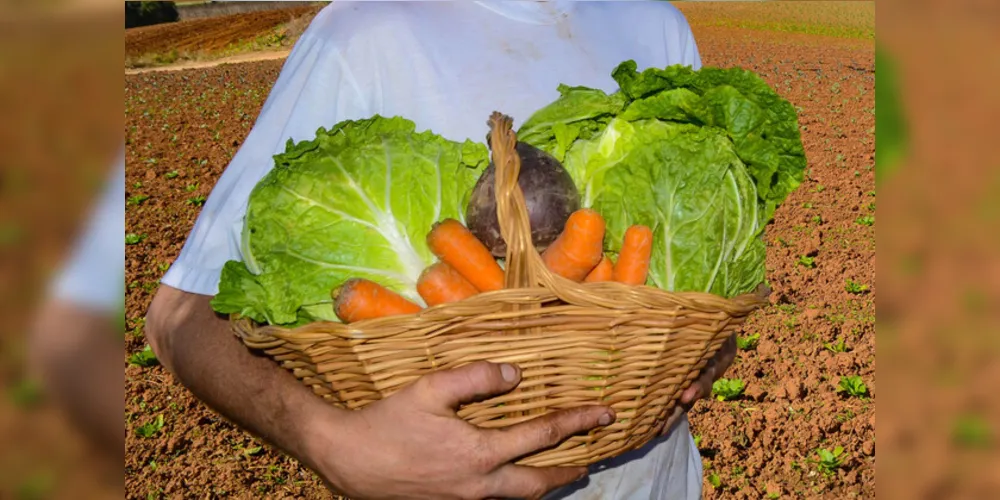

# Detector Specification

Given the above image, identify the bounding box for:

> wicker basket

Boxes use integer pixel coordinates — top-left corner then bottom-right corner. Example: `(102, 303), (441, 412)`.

(233, 112), (768, 467)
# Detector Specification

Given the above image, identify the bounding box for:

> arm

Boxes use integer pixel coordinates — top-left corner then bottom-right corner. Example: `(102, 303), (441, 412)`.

(27, 155), (125, 468)
(145, 285), (334, 475)
(146, 285), (615, 499)
(28, 300), (124, 465)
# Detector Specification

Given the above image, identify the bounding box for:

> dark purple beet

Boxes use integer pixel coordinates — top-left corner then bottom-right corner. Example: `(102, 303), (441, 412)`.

(465, 141), (580, 257)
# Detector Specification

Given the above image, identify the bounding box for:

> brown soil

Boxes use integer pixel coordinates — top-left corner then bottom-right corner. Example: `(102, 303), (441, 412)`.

(687, 27), (875, 499)
(124, 6), (319, 59)
(125, 18), (875, 500)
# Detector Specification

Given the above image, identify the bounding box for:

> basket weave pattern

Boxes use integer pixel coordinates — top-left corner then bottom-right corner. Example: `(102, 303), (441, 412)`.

(234, 112), (767, 467)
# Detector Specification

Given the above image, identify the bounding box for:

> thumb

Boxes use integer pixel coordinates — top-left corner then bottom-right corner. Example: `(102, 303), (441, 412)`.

(408, 361), (522, 414)
(681, 359), (717, 404)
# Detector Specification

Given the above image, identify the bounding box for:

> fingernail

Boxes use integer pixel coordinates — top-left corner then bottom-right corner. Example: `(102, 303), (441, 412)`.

(500, 363), (517, 382)
(598, 412), (613, 426)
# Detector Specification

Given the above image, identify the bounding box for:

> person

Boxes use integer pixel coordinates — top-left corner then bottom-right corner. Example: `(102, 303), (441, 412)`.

(145, 2), (737, 499)
(29, 152), (125, 473)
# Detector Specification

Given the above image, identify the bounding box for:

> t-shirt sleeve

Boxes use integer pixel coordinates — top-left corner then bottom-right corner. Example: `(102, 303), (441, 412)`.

(50, 152), (126, 312)
(160, 4), (372, 296)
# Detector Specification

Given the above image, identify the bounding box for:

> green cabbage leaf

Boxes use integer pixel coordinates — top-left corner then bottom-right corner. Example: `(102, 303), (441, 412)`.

(210, 116), (489, 326)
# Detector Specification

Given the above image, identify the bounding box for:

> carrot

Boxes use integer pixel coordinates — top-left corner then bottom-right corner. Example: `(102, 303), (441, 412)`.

(541, 208), (606, 282)
(417, 261), (479, 306)
(332, 278), (422, 323)
(426, 219), (505, 292)
(613, 225), (654, 285)
(584, 255), (614, 282)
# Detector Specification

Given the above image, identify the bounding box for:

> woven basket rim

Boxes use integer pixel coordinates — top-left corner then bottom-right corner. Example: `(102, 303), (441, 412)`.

(232, 282), (769, 343)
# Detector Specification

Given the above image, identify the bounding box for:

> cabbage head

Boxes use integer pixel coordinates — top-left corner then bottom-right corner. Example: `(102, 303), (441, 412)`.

(211, 116), (489, 326)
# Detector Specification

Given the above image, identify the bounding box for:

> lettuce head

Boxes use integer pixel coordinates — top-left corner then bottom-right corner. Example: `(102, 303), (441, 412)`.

(517, 60), (806, 298)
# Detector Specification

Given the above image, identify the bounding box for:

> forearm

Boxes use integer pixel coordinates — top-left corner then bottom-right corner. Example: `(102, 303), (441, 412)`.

(146, 287), (339, 472)
(28, 300), (124, 464)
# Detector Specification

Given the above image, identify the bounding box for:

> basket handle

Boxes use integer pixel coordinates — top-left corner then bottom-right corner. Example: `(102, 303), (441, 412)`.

(488, 112), (571, 293)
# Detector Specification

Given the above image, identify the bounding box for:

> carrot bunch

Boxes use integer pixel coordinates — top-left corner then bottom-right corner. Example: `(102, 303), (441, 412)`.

(541, 209), (653, 287)
(332, 218), (505, 323)
(332, 211), (655, 324)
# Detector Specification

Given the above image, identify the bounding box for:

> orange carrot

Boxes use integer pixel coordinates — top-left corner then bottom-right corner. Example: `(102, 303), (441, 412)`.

(417, 261), (479, 306)
(613, 225), (653, 285)
(541, 208), (606, 282)
(426, 219), (505, 292)
(584, 255), (614, 282)
(332, 278), (422, 323)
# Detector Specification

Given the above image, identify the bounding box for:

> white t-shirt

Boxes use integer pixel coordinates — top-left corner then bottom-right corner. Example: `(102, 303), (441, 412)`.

(51, 151), (125, 313)
(161, 2), (704, 498)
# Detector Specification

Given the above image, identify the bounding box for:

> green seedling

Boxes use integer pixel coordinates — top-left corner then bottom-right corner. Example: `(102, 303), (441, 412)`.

(737, 333), (760, 351)
(797, 255), (816, 268)
(811, 446), (847, 475)
(8, 378), (43, 408)
(135, 414), (165, 438)
(844, 279), (869, 294)
(712, 378), (745, 401)
(855, 215), (874, 226)
(125, 233), (146, 245)
(127, 194), (150, 206)
(128, 345), (159, 367)
(824, 337), (848, 353)
(952, 414), (992, 448)
(837, 375), (868, 398)
(836, 409), (856, 422)
(707, 473), (722, 489)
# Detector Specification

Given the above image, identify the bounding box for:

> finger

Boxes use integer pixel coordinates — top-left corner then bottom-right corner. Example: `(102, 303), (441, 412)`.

(659, 405), (685, 437)
(487, 405), (614, 465)
(409, 361), (521, 413)
(718, 334), (738, 368)
(681, 381), (704, 404)
(486, 463), (588, 500)
(681, 358), (717, 404)
(681, 334), (739, 405)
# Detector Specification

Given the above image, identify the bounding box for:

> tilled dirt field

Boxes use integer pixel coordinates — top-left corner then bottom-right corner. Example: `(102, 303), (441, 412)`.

(124, 5), (320, 60)
(125, 20), (875, 500)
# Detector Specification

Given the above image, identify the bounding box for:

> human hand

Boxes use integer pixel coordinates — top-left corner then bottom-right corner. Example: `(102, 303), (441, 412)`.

(659, 333), (738, 436)
(307, 361), (615, 500)
(682, 333), (738, 404)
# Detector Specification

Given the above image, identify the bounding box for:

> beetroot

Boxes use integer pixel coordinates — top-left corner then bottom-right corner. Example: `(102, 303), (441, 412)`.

(465, 141), (580, 257)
